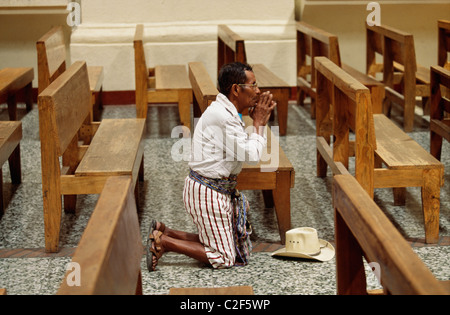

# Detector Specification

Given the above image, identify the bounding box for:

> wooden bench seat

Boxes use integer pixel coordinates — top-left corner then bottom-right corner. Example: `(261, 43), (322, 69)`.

(37, 26), (103, 124)
(333, 173), (449, 295)
(296, 21), (385, 118)
(0, 68), (34, 120)
(188, 61), (294, 244)
(315, 56), (444, 244)
(0, 121), (21, 217)
(218, 25), (290, 136)
(58, 176), (143, 295)
(366, 24), (430, 132)
(38, 61), (145, 253)
(134, 24), (193, 130)
(75, 119), (145, 178)
(430, 66), (450, 161)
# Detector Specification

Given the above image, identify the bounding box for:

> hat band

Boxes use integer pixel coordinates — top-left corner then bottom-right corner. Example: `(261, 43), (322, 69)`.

(307, 250), (321, 257)
(307, 243), (328, 257)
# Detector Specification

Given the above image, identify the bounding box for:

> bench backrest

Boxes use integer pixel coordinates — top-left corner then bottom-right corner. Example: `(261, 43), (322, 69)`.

(438, 20), (450, 70)
(296, 21), (341, 87)
(333, 173), (449, 295)
(38, 61), (91, 157)
(217, 25), (247, 73)
(315, 56), (376, 196)
(134, 24), (148, 102)
(366, 24), (417, 85)
(188, 61), (218, 114)
(36, 26), (68, 94)
(58, 176), (143, 295)
(431, 65), (450, 117)
(430, 65), (450, 145)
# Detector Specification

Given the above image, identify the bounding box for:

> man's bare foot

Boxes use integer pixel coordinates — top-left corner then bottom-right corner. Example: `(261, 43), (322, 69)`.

(155, 221), (166, 234)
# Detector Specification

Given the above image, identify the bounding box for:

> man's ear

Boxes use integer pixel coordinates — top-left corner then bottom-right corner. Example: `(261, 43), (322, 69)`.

(231, 84), (240, 97)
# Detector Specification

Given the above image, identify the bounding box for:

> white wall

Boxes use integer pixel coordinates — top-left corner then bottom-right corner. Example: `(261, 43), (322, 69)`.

(0, 1), (72, 88)
(70, 0), (297, 91)
(1, 0), (449, 96)
(299, 0), (450, 73)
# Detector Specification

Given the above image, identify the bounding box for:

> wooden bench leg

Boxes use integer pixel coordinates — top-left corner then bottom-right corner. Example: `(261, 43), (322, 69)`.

(430, 131), (443, 161)
(63, 136), (78, 214)
(91, 89), (103, 121)
(273, 90), (289, 136)
(7, 94), (17, 121)
(422, 97), (430, 116)
(383, 97), (392, 118)
(134, 180), (140, 211)
(317, 145), (329, 178)
(0, 169), (3, 217)
(8, 144), (21, 185)
(422, 169), (440, 244)
(136, 99), (148, 119)
(135, 271), (143, 295)
(139, 155), (144, 182)
(1, 145), (22, 217)
(393, 187), (406, 206)
(63, 195), (77, 214)
(310, 97), (316, 120)
(178, 90), (192, 132)
(272, 171), (292, 245)
(335, 210), (367, 295)
(262, 190), (274, 208)
(43, 186), (63, 253)
(404, 94), (415, 133)
(24, 82), (33, 112)
(297, 88), (306, 107)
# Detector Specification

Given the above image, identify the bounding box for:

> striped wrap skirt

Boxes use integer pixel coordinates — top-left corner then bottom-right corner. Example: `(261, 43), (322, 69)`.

(183, 170), (252, 269)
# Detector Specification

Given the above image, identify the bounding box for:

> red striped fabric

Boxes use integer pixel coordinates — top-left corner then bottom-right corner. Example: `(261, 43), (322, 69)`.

(183, 176), (236, 268)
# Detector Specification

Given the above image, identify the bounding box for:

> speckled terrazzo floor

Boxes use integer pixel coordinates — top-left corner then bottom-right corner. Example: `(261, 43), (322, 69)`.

(0, 99), (448, 295)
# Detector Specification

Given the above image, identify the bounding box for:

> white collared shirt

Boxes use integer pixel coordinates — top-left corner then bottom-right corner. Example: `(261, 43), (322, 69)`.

(189, 93), (267, 179)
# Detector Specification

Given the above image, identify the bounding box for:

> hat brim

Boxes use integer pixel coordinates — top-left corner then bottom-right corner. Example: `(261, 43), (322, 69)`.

(271, 239), (335, 262)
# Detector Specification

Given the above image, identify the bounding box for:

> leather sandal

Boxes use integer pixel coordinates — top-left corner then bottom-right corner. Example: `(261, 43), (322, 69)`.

(146, 220), (164, 272)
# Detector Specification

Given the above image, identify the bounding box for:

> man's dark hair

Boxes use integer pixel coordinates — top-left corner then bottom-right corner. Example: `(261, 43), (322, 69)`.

(218, 62), (253, 96)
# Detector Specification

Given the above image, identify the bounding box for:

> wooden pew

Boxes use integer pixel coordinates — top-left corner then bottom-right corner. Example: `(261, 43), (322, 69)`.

(0, 68), (34, 120)
(217, 25), (290, 136)
(37, 26), (103, 123)
(366, 24), (430, 132)
(188, 61), (217, 118)
(438, 20), (450, 106)
(0, 121), (22, 217)
(38, 61), (145, 253)
(430, 66), (450, 161)
(333, 173), (449, 295)
(58, 176), (143, 295)
(315, 56), (444, 244)
(134, 24), (193, 130)
(438, 20), (450, 70)
(296, 21), (385, 118)
(188, 61), (294, 244)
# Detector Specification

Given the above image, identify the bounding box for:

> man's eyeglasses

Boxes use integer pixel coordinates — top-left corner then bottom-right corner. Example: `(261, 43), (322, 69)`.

(238, 83), (258, 90)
